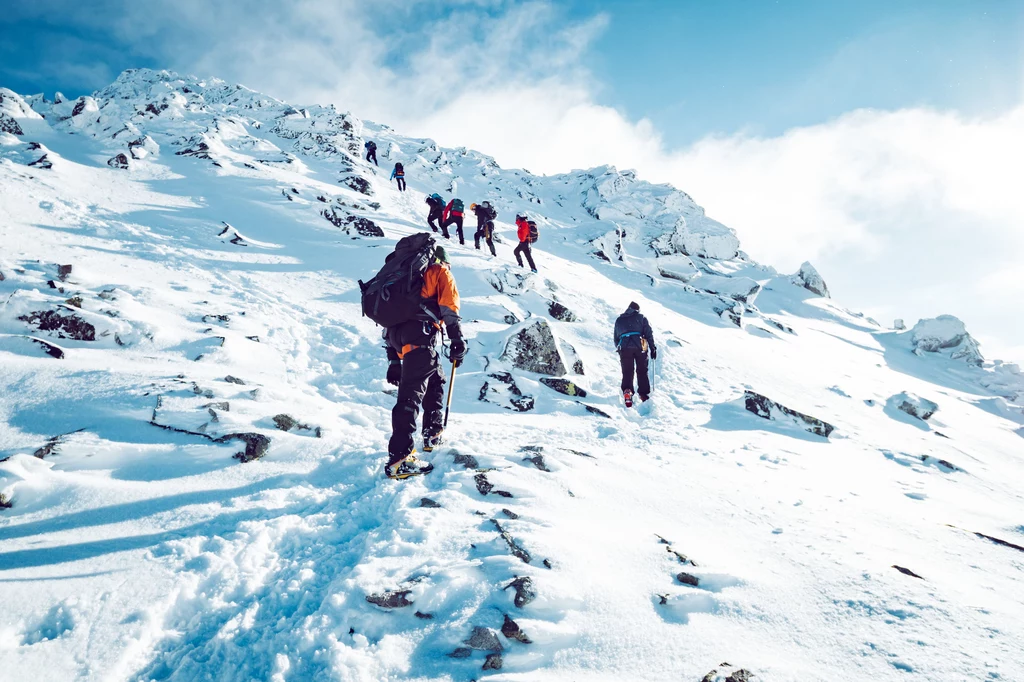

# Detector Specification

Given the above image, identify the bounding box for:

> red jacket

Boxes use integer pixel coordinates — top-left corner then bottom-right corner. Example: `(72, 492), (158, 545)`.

(516, 217), (531, 243)
(443, 200), (464, 222)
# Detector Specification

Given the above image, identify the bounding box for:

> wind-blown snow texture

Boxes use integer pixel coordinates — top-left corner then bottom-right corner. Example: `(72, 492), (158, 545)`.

(1, 69), (1023, 682)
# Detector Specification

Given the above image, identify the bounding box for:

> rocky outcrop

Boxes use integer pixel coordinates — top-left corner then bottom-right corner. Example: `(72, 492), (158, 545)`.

(792, 261), (829, 297)
(479, 372), (534, 411)
(340, 175), (372, 195)
(887, 392), (938, 421)
(0, 112), (23, 136)
(501, 614), (531, 643)
(743, 391), (835, 438)
(18, 310), (96, 341)
(320, 206), (384, 237)
(548, 300), (579, 322)
(365, 590), (413, 608)
(701, 663), (755, 682)
(539, 377), (587, 397)
(492, 519), (531, 563)
(464, 626), (503, 652)
(501, 320), (567, 376)
(224, 433), (271, 462)
(107, 153), (130, 169)
(504, 576), (536, 607)
(911, 315), (983, 366)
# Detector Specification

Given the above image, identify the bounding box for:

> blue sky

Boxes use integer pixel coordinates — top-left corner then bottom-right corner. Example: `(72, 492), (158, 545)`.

(2, 0), (1023, 360)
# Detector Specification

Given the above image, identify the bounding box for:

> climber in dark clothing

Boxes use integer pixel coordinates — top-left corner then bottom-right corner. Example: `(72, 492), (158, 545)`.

(471, 201), (497, 256)
(390, 162), (406, 191)
(383, 245), (467, 478)
(364, 140), (378, 166)
(614, 301), (657, 407)
(425, 193), (445, 232)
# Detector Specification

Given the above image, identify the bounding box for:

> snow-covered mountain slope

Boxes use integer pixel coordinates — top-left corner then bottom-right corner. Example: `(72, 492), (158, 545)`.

(1, 69), (1022, 682)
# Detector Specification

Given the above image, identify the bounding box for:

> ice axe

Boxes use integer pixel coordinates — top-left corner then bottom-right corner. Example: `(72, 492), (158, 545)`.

(443, 362), (457, 428)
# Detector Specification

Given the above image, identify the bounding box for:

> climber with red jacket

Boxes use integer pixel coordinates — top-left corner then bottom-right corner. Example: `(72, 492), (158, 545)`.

(514, 214), (538, 272)
(383, 244), (467, 478)
(441, 198), (467, 244)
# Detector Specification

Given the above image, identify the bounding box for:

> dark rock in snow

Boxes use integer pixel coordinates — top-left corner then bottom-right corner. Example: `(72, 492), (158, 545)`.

(320, 206), (384, 237)
(888, 392), (938, 421)
(19, 310), (96, 341)
(365, 590), (413, 608)
(272, 413), (320, 436)
(701, 663), (755, 682)
(340, 175), (372, 195)
(522, 453), (550, 472)
(504, 576), (537, 608)
(224, 375), (246, 385)
(0, 492), (11, 509)
(492, 519), (531, 563)
(474, 473), (493, 495)
(893, 565), (924, 579)
(548, 300), (579, 322)
(0, 113), (24, 136)
(57, 264), (72, 281)
(501, 320), (567, 376)
(539, 377), (587, 397)
(479, 372), (534, 412)
(973, 532), (1024, 554)
(453, 452), (479, 469)
(64, 296), (83, 308)
(676, 572), (700, 587)
(501, 614), (531, 643)
(483, 653), (503, 670)
(28, 154), (53, 169)
(107, 153), (130, 169)
(222, 433), (271, 463)
(792, 261), (829, 298)
(29, 337), (65, 359)
(447, 648), (472, 659)
(464, 626), (503, 652)
(419, 497), (441, 508)
(502, 508), (519, 519)
(583, 403), (612, 418)
(414, 611), (433, 619)
(743, 390), (835, 438)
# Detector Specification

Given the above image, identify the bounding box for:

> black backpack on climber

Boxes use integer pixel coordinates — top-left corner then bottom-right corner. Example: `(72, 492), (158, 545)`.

(527, 220), (539, 243)
(359, 232), (438, 328)
(481, 200), (497, 221)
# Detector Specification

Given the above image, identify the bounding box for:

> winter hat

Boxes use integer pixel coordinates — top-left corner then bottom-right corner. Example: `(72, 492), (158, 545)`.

(628, 301), (640, 311)
(434, 245), (450, 264)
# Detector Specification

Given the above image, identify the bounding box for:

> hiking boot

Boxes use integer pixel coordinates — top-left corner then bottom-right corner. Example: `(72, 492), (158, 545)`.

(531, 268), (538, 273)
(385, 451), (434, 479)
(423, 431), (445, 452)
(623, 390), (634, 408)
(639, 394), (650, 402)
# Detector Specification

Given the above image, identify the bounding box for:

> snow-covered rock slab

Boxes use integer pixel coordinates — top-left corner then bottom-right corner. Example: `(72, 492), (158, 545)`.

(888, 392), (938, 421)
(792, 261), (829, 297)
(743, 391), (836, 438)
(501, 320), (567, 376)
(911, 315), (983, 366)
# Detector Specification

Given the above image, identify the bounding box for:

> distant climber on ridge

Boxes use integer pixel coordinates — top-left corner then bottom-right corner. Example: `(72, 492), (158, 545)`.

(471, 201), (497, 256)
(441, 197), (466, 245)
(425, 193), (445, 232)
(514, 214), (538, 272)
(364, 140), (378, 166)
(360, 235), (467, 479)
(614, 301), (657, 407)
(390, 162), (406, 191)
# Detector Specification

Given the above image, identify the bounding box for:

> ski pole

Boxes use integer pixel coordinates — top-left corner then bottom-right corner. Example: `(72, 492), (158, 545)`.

(443, 362), (457, 428)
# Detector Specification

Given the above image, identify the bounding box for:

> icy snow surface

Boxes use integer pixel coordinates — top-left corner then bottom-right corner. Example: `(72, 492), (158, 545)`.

(1, 69), (1023, 682)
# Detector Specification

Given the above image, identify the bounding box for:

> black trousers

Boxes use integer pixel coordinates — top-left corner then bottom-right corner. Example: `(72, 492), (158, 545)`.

(427, 208), (443, 232)
(396, 177), (406, 191)
(366, 150), (378, 166)
(619, 347), (651, 397)
(389, 347), (446, 457)
(474, 225), (496, 256)
(441, 215), (464, 244)
(514, 241), (536, 270)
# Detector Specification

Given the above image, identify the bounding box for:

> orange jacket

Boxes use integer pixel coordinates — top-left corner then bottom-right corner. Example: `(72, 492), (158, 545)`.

(421, 262), (460, 326)
(516, 217), (531, 243)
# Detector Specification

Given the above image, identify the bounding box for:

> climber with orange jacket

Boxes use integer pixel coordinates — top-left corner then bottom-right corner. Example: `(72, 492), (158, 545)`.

(383, 244), (467, 478)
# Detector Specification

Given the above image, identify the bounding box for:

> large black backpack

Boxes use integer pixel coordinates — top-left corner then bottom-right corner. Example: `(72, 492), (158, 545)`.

(481, 201), (497, 221)
(527, 220), (539, 243)
(359, 233), (437, 328)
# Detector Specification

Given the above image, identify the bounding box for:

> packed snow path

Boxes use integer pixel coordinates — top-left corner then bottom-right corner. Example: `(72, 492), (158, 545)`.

(1, 71), (1023, 681)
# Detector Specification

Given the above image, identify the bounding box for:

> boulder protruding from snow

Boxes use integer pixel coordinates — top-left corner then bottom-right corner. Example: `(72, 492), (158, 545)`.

(479, 372), (535, 412)
(743, 391), (835, 438)
(701, 663), (755, 682)
(539, 377), (587, 397)
(107, 153), (130, 170)
(0, 112), (24, 136)
(887, 392), (938, 421)
(792, 261), (829, 298)
(18, 310), (96, 341)
(911, 315), (983, 366)
(501, 320), (567, 376)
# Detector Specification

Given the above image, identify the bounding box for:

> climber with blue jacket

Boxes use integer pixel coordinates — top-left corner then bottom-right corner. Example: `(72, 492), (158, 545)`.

(614, 301), (657, 407)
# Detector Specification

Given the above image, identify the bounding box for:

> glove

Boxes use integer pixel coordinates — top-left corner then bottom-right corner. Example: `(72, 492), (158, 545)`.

(449, 338), (468, 367)
(386, 362), (402, 386)
(650, 348), (658, 360)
